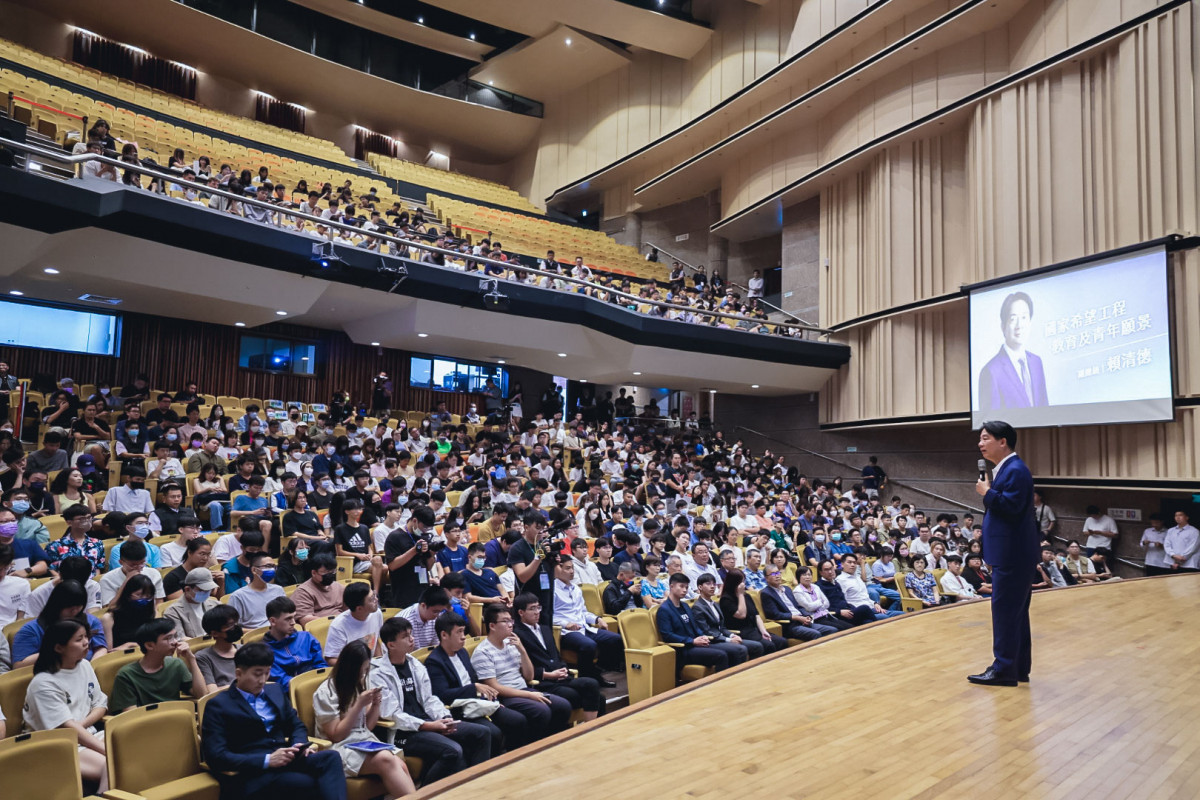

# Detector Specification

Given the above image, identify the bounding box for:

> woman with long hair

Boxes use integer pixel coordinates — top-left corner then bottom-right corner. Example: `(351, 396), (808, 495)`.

(718, 569), (787, 656)
(312, 640), (416, 795)
(25, 619), (110, 791)
(51, 468), (96, 515)
(100, 573), (156, 650)
(193, 462), (229, 531)
(13, 579), (108, 668)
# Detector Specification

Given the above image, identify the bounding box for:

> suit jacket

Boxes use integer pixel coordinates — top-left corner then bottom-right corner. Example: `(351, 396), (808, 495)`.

(759, 586), (800, 623)
(200, 683), (307, 775)
(425, 645), (482, 704)
(601, 579), (644, 615)
(514, 622), (568, 680)
(982, 454), (1040, 568)
(655, 600), (701, 646)
(816, 578), (854, 614)
(978, 347), (1049, 411)
(690, 597), (733, 641)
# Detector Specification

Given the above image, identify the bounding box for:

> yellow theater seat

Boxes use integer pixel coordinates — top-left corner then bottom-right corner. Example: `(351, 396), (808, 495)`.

(105, 701), (222, 800)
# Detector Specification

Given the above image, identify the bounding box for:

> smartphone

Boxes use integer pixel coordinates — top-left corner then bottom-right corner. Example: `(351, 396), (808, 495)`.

(294, 742), (312, 753)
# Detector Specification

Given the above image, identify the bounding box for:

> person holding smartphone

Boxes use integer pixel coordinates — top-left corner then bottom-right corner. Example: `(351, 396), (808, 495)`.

(312, 640), (416, 796)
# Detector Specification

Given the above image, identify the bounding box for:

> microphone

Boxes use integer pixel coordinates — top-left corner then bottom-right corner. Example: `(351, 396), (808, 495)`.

(978, 459), (989, 482)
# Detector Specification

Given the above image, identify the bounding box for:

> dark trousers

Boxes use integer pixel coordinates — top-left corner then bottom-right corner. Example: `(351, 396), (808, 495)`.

(989, 564), (1034, 680)
(677, 642), (735, 673)
(815, 613), (855, 631)
(1145, 565), (1171, 577)
(399, 719), (495, 784)
(560, 629), (624, 673)
(539, 676), (603, 713)
(233, 749), (347, 800)
(500, 694), (572, 744)
(486, 704), (532, 751)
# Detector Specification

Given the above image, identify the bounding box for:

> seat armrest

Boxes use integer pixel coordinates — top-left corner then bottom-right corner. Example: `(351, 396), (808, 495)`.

(103, 791), (148, 800)
(375, 719), (395, 728)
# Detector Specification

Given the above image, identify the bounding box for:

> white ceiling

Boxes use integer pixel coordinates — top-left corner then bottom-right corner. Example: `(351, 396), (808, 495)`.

(0, 221), (836, 396)
(422, 0), (712, 60)
(470, 26), (631, 101)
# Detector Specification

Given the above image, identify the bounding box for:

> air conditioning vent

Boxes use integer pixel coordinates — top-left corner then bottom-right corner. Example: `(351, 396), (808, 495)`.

(77, 293), (123, 305)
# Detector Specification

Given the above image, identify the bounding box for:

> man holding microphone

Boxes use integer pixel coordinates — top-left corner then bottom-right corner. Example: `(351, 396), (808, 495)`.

(970, 420), (1040, 687)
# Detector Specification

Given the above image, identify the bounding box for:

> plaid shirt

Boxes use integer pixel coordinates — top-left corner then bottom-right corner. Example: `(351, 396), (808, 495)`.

(47, 534), (106, 573)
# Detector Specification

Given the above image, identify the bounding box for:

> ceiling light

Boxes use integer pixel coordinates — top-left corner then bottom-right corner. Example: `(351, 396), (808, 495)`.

(43, 267), (60, 274)
(488, 80), (493, 86)
(275, 310), (288, 316)
(8, 290), (23, 296)
(565, 37), (572, 46)
(469, 32), (476, 39)
(497, 360), (505, 364)
(581, 209), (587, 217)
(417, 333), (429, 338)
(751, 384), (760, 389)
(632, 371), (642, 376)
(417, 16), (424, 24)
(580, 379), (588, 383)
(235, 322), (246, 327)
(370, 342), (380, 346)
(301, 356), (310, 360)
(557, 353), (567, 358)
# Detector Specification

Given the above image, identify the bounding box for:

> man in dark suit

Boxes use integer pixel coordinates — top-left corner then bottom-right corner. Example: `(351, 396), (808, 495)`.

(759, 569), (830, 640)
(512, 592), (604, 721)
(200, 642), (347, 800)
(423, 612), (530, 750)
(655, 573), (742, 673)
(978, 291), (1049, 412)
(970, 420), (1041, 687)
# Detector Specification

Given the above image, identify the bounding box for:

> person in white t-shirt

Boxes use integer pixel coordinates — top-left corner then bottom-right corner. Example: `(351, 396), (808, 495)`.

(157, 512), (203, 569)
(1081, 505), (1119, 554)
(1139, 513), (1171, 576)
(0, 545), (31, 626)
(324, 582), (383, 663)
(19, 556), (102, 619)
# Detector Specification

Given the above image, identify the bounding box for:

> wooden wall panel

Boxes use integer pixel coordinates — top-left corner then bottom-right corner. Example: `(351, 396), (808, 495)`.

(2, 314), (485, 415)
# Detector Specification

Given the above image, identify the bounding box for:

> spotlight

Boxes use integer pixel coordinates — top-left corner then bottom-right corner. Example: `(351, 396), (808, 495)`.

(311, 241), (345, 269)
(377, 259), (408, 292)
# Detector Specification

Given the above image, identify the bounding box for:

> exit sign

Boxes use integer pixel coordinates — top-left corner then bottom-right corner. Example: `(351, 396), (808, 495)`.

(675, 233), (689, 242)
(846, 446), (857, 453)
(1108, 507), (1142, 522)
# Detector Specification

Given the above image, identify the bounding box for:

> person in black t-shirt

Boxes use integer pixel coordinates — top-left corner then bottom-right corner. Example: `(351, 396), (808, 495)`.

(333, 498), (382, 592)
(386, 505), (434, 609)
(507, 512), (555, 626)
(661, 452), (687, 500)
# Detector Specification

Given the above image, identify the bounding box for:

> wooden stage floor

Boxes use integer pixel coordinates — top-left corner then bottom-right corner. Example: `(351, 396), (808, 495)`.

(419, 575), (1200, 800)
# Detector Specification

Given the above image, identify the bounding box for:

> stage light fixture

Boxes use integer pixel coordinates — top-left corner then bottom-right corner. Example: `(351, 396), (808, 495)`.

(377, 259), (408, 293)
(311, 241), (345, 269)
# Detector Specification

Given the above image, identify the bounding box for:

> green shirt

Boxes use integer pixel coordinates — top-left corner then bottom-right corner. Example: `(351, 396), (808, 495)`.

(109, 657), (193, 712)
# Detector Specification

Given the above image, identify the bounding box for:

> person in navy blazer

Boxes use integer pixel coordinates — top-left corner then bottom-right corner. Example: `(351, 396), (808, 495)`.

(978, 292), (1049, 412)
(200, 642), (347, 800)
(969, 421), (1041, 687)
(423, 611), (529, 750)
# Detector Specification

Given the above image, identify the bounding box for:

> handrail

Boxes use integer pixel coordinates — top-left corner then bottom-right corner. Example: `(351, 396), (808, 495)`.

(734, 424), (984, 514)
(10, 94), (86, 121)
(643, 240), (813, 326)
(0, 135), (834, 336)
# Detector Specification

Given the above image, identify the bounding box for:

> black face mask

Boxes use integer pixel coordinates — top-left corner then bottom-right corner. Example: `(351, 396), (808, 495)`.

(225, 624), (244, 643)
(320, 572), (337, 586)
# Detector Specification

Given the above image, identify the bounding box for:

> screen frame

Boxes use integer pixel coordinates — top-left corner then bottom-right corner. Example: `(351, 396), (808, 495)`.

(965, 238), (1180, 430)
(0, 296), (123, 357)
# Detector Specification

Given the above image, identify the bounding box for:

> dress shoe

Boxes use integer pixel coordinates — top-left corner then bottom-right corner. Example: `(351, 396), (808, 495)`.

(967, 668), (1018, 687)
(1018, 676), (1030, 683)
(594, 676), (617, 688)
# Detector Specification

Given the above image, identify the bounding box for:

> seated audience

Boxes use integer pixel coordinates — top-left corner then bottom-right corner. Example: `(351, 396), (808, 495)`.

(292, 552), (346, 626)
(324, 581), (384, 663)
(513, 592), (604, 721)
(836, 554), (903, 620)
(228, 552), (286, 629)
(262, 596), (328, 688)
(196, 605), (242, 694)
(14, 579), (108, 668)
(163, 567), (221, 637)
(100, 573), (157, 650)
(551, 555), (623, 685)
(656, 573), (742, 673)
(109, 617), (206, 712)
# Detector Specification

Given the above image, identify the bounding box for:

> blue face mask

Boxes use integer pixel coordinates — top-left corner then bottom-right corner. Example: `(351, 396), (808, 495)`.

(296, 549), (309, 560)
(166, 433), (178, 442)
(334, 468), (344, 477)
(472, 557), (486, 569)
(133, 524), (152, 539)
(11, 500), (30, 514)
(831, 533), (843, 542)
(260, 568), (277, 582)
(190, 590), (211, 604)
(132, 597), (153, 607)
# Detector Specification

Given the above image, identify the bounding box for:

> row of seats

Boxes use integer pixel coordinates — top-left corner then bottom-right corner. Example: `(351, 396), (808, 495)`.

(429, 194), (671, 283)
(366, 152), (544, 216)
(0, 37), (352, 166)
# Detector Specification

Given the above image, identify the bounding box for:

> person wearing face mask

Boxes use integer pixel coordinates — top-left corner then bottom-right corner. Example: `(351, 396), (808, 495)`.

(292, 553), (345, 626)
(803, 529), (833, 570)
(0, 508), (51, 582)
(101, 573), (158, 650)
(100, 465), (154, 516)
(235, 404), (264, 433)
(107, 512), (163, 570)
(227, 551), (286, 629)
(274, 538), (310, 588)
(162, 568), (220, 638)
(4, 487), (51, 545)
(195, 605), (243, 693)
(828, 529), (853, 565)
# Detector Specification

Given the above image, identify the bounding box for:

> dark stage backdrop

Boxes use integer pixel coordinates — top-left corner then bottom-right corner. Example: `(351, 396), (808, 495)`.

(4, 313), (489, 415)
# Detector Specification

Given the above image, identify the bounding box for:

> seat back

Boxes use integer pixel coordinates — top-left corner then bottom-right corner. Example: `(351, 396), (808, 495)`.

(0, 728), (85, 800)
(582, 583), (605, 619)
(304, 614), (336, 645)
(288, 667), (331, 737)
(4, 616), (35, 648)
(0, 666), (34, 734)
(617, 608), (657, 650)
(92, 648), (142, 698)
(106, 701), (207, 793)
(747, 589), (769, 620)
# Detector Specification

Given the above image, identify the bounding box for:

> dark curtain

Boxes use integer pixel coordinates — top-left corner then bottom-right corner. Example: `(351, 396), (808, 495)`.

(354, 129), (398, 161)
(71, 31), (197, 100)
(254, 95), (306, 133)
